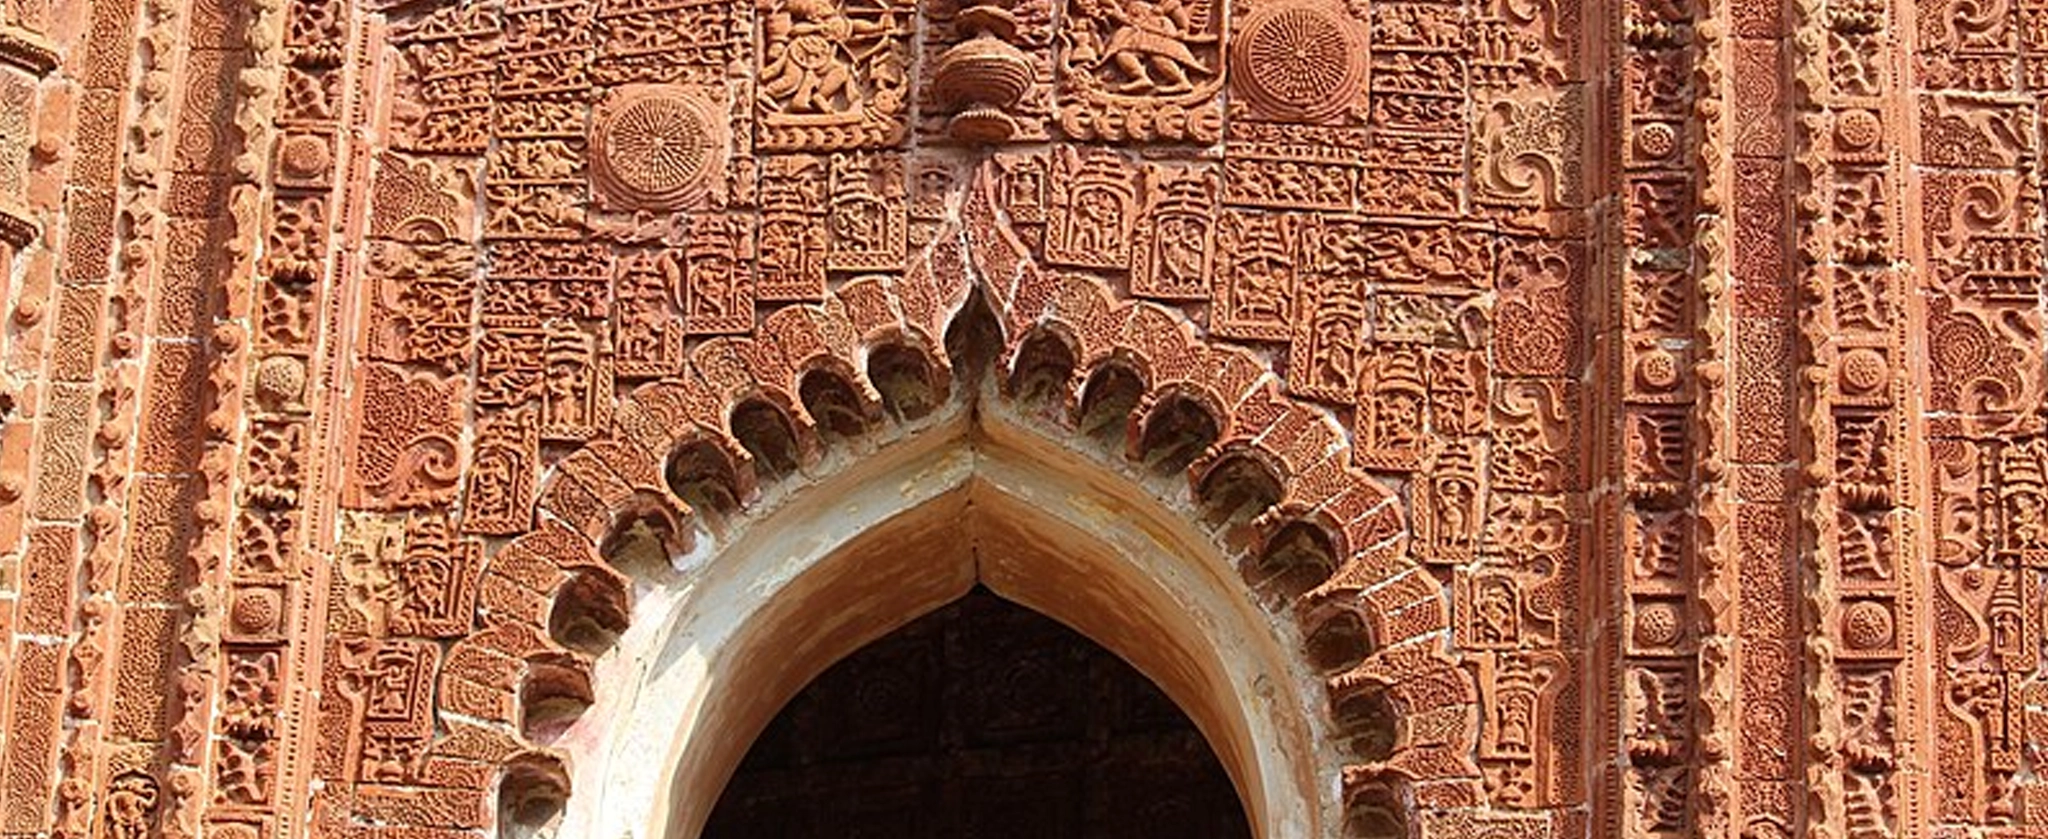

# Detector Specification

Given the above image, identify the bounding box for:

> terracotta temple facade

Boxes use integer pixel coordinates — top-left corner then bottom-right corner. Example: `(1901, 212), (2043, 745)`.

(0, 0), (2043, 833)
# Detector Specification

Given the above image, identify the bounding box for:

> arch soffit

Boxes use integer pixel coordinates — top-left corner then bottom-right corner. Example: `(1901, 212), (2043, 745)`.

(437, 163), (1477, 835)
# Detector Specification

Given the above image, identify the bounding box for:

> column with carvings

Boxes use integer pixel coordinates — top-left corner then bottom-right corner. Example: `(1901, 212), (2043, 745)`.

(1722, 0), (1807, 830)
(1594, 0), (1715, 829)
(0, 2), (67, 836)
(0, 0), (209, 831)
(0, 24), (49, 282)
(1794, 0), (1924, 833)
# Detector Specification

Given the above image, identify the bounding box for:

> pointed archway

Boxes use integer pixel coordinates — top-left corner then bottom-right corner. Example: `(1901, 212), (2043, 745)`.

(702, 585), (1254, 837)
(546, 403), (1350, 838)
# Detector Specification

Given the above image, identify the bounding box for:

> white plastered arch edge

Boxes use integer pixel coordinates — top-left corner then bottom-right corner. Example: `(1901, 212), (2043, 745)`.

(547, 398), (1346, 839)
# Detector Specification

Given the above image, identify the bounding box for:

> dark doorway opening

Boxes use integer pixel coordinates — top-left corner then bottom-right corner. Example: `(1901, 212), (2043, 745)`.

(702, 586), (1255, 838)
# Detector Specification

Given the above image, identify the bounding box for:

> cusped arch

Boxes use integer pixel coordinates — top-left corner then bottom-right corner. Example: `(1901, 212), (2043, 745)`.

(429, 161), (1470, 838)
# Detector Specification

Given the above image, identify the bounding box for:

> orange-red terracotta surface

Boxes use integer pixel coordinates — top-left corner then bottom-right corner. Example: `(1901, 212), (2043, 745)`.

(0, 0), (2040, 834)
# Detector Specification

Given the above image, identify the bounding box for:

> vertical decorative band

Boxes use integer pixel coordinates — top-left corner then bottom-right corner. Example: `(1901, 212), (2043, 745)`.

(1908, 0), (2046, 827)
(1724, 0), (1809, 829)
(1607, 0), (1710, 832)
(1689, 0), (1738, 828)
(1788, 0), (1840, 830)
(1801, 0), (1918, 834)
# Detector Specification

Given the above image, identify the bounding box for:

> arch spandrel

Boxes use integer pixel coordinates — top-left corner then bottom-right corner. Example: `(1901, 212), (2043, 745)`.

(321, 0), (1574, 819)
(382, 159), (1496, 837)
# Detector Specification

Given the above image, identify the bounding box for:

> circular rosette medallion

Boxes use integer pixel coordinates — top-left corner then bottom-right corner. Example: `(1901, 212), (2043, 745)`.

(1229, 0), (1367, 123)
(591, 85), (726, 212)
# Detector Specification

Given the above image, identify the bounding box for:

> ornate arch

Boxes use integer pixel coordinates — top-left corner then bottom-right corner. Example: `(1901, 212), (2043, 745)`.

(404, 165), (1475, 838)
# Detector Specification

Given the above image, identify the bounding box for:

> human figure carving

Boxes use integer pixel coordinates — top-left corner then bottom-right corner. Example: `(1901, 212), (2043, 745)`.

(1475, 578), (1516, 645)
(469, 444), (515, 518)
(1435, 477), (1472, 545)
(692, 257), (735, 320)
(1156, 215), (1206, 287)
(1311, 312), (1356, 393)
(1073, 187), (1123, 251)
(760, 0), (897, 114)
(367, 647), (417, 718)
(833, 196), (887, 252)
(1104, 0), (1207, 92)
(1496, 684), (1533, 753)
(102, 773), (160, 839)
(1069, 0), (1213, 94)
(545, 356), (587, 430)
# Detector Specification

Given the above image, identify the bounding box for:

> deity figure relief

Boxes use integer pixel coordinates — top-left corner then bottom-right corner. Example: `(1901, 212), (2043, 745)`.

(1373, 390), (1423, 449)
(1057, 0), (1222, 138)
(102, 773), (161, 839)
(1434, 475), (1473, 545)
(1475, 576), (1517, 645)
(1999, 438), (2048, 554)
(763, 0), (884, 113)
(1046, 148), (1136, 268)
(1129, 166), (1216, 300)
(541, 327), (595, 432)
(1157, 216), (1205, 277)
(1311, 313), (1357, 392)
(463, 410), (537, 534)
(1067, 0), (1213, 94)
(1231, 251), (1288, 319)
(757, 0), (910, 143)
(399, 546), (454, 622)
(619, 298), (666, 360)
(1073, 187), (1125, 251)
(833, 196), (888, 251)
(469, 446), (515, 515)
(675, 219), (755, 334)
(1499, 693), (1531, 750)
(366, 647), (421, 719)
(693, 257), (734, 319)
